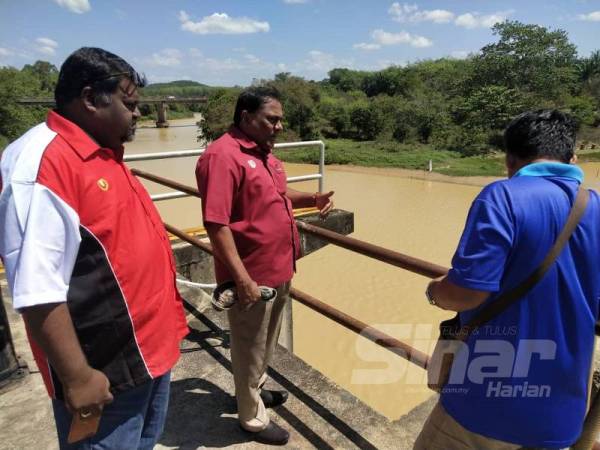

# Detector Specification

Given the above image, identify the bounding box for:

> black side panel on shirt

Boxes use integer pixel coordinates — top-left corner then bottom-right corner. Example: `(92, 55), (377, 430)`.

(51, 226), (150, 400)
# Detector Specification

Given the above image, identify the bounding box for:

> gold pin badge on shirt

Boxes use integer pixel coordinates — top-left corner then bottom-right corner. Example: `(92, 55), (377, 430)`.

(97, 178), (109, 191)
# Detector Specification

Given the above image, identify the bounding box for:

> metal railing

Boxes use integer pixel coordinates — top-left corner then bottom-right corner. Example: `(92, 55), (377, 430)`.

(164, 220), (431, 369)
(133, 169), (432, 369)
(124, 140), (326, 201)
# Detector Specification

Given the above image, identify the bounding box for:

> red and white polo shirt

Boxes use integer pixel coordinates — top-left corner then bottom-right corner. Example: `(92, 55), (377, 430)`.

(0, 111), (188, 398)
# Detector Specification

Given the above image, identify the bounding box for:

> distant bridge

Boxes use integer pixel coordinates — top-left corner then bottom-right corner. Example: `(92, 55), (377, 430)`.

(17, 97), (208, 128)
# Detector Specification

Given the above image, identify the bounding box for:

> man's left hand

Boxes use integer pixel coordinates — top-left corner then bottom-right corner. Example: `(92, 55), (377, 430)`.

(315, 191), (335, 218)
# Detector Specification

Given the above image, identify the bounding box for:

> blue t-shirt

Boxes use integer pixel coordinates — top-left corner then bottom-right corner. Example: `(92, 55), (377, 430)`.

(440, 162), (600, 448)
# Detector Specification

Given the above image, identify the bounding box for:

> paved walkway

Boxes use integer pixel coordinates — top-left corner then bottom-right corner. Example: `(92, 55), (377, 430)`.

(0, 277), (435, 450)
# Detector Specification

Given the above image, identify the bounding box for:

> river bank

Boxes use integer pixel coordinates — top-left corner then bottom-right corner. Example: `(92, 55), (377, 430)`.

(325, 164), (503, 187)
(276, 139), (600, 178)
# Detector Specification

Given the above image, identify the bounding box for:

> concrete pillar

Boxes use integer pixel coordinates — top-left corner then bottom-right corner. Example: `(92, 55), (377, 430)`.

(278, 294), (294, 353)
(0, 287), (21, 388)
(156, 102), (169, 128)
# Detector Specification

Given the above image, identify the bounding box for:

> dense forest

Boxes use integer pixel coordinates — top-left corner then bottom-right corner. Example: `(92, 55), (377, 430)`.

(1, 21), (599, 174)
(201, 22), (600, 156)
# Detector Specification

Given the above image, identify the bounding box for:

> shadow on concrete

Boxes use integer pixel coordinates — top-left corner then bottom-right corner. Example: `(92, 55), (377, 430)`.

(177, 301), (379, 450)
(267, 370), (378, 450)
(159, 377), (246, 449)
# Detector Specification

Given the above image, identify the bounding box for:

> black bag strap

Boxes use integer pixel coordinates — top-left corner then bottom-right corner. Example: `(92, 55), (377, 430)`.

(455, 187), (590, 341)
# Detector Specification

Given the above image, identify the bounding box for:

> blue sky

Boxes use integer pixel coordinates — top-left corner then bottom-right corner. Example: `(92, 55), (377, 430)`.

(1, 0), (599, 86)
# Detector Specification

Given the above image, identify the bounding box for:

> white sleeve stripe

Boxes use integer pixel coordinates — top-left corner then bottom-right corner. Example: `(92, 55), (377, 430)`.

(1, 123), (57, 186)
(2, 183), (81, 311)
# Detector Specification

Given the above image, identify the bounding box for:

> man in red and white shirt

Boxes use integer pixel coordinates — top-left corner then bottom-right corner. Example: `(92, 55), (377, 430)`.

(196, 86), (334, 445)
(0, 47), (188, 449)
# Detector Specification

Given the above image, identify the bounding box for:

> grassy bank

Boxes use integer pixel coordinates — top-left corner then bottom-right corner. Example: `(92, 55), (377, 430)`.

(276, 139), (507, 177)
(579, 151), (600, 162)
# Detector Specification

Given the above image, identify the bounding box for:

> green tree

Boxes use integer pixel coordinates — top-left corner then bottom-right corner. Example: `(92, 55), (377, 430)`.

(21, 61), (58, 92)
(474, 21), (578, 100)
(199, 87), (241, 141)
(577, 50), (600, 82)
(0, 67), (48, 144)
(455, 85), (526, 130)
(327, 68), (367, 92)
(565, 95), (597, 126)
(350, 104), (383, 140)
(361, 67), (417, 98)
(318, 96), (350, 138)
(407, 57), (474, 99)
(270, 74), (321, 140)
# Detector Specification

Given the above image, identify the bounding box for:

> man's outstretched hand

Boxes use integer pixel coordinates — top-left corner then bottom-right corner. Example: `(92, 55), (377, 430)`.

(315, 191), (335, 218)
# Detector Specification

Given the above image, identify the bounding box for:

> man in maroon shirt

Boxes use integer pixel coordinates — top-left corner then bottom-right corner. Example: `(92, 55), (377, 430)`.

(196, 86), (334, 445)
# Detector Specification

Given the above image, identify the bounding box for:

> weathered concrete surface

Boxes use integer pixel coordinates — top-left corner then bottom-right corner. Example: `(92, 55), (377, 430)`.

(0, 277), (57, 450)
(0, 274), (434, 450)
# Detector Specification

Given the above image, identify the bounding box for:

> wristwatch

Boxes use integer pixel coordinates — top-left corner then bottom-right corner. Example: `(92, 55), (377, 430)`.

(425, 283), (437, 306)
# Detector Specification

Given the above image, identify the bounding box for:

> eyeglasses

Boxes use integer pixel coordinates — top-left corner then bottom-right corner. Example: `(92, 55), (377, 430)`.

(90, 71), (147, 95)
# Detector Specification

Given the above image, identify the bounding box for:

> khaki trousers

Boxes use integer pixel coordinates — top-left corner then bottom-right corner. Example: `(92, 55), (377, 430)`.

(414, 402), (522, 450)
(227, 282), (290, 432)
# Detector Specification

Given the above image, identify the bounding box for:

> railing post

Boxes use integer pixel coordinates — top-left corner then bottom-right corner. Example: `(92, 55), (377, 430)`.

(319, 141), (325, 193)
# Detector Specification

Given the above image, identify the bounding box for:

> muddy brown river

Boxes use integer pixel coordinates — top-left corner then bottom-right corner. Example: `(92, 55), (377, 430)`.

(125, 116), (600, 419)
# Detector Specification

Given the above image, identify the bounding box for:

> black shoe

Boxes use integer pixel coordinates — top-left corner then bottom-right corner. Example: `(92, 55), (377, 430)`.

(242, 421), (290, 445)
(260, 389), (288, 408)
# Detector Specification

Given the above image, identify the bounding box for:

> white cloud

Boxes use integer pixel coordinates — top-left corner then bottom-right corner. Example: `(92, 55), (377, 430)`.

(371, 29), (433, 48)
(178, 11), (269, 35)
(417, 9), (455, 23)
(144, 49), (183, 67)
(388, 2), (418, 22)
(36, 37), (58, 48)
(353, 43), (381, 51)
(376, 60), (406, 69)
(411, 36), (434, 48)
(389, 3), (510, 29)
(197, 57), (246, 72)
(578, 11), (600, 22)
(297, 50), (356, 74)
(283, 0), (308, 3)
(244, 54), (261, 64)
(189, 48), (203, 58)
(389, 3), (454, 23)
(0, 48), (13, 57)
(451, 50), (470, 59)
(306, 50), (335, 71)
(35, 37), (58, 55)
(54, 0), (90, 14)
(455, 11), (512, 29)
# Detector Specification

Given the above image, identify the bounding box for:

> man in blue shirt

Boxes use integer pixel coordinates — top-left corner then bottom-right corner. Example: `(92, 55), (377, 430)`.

(414, 110), (600, 449)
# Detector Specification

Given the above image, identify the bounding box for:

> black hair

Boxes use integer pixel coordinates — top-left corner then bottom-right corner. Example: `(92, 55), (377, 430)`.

(504, 109), (576, 163)
(233, 86), (281, 126)
(55, 47), (147, 110)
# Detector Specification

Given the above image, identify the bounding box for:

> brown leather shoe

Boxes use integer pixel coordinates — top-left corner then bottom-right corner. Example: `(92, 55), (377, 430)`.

(242, 420), (290, 445)
(260, 389), (288, 408)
